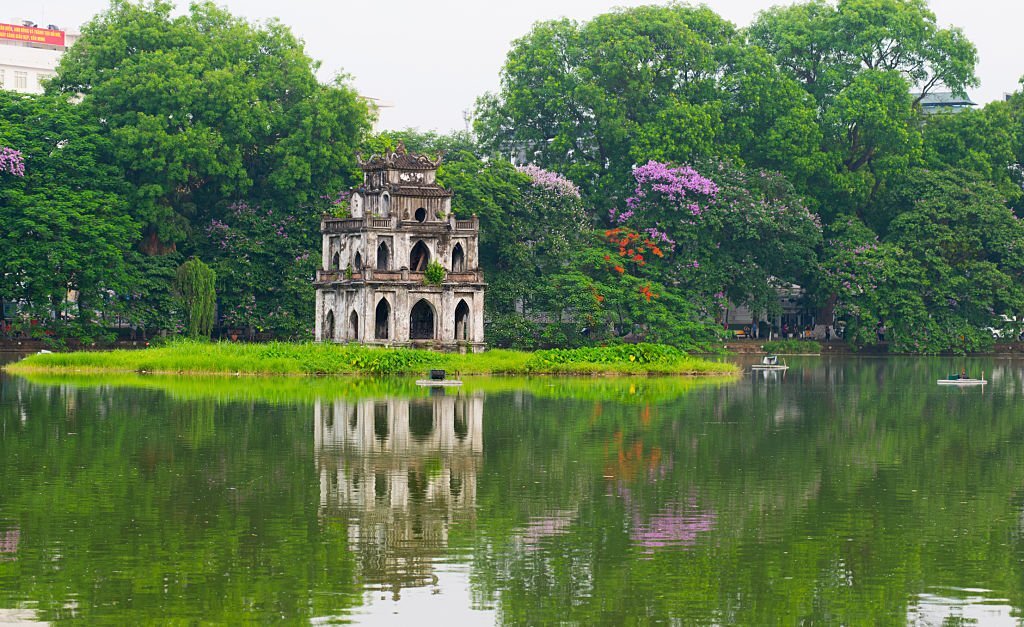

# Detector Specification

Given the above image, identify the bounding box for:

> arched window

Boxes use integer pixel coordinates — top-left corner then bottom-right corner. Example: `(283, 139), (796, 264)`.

(331, 251), (340, 271)
(354, 251), (363, 271)
(376, 242), (390, 271)
(410, 299), (435, 340)
(409, 240), (430, 271)
(324, 310), (335, 341)
(454, 299), (470, 341)
(374, 298), (391, 340)
(380, 193), (391, 216)
(414, 207), (427, 222)
(349, 311), (359, 341)
(452, 243), (466, 273)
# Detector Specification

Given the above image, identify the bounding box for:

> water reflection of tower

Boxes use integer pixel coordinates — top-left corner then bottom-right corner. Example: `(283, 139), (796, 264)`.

(314, 394), (484, 599)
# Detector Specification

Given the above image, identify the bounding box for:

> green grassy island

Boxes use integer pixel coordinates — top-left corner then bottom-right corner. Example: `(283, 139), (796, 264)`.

(4, 340), (737, 377)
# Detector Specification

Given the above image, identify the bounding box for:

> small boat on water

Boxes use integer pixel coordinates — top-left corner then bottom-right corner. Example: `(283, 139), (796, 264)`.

(937, 371), (986, 386)
(416, 369), (463, 387)
(751, 354), (789, 371)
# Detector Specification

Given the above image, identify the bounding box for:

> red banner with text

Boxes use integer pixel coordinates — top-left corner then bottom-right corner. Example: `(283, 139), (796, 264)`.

(0, 23), (65, 46)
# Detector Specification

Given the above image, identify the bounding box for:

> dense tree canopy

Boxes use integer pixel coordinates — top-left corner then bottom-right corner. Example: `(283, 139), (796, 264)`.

(920, 103), (1022, 211)
(0, 91), (136, 341)
(824, 169), (1024, 352)
(474, 4), (818, 209)
(51, 0), (371, 252)
(439, 152), (599, 347)
(606, 159), (822, 325)
(748, 0), (978, 217)
(0, 0), (1021, 353)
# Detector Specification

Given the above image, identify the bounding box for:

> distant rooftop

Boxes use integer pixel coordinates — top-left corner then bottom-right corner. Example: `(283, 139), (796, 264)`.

(915, 91), (976, 113)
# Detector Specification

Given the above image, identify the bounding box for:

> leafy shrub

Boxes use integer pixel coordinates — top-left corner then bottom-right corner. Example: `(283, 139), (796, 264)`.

(525, 343), (687, 369)
(423, 260), (446, 286)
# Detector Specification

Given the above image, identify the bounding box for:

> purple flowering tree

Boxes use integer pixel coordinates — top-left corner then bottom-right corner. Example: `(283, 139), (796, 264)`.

(203, 201), (318, 339)
(0, 147), (25, 177)
(515, 164), (582, 199)
(608, 159), (822, 323)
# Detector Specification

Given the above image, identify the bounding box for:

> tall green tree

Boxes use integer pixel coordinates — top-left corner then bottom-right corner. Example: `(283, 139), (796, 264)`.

(748, 0), (978, 217)
(51, 0), (372, 253)
(0, 91), (136, 341)
(475, 4), (817, 210)
(918, 103), (1022, 219)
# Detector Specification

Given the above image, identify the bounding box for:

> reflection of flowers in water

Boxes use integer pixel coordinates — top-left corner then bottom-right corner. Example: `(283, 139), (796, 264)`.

(517, 509), (578, 548)
(0, 528), (19, 560)
(630, 499), (716, 551)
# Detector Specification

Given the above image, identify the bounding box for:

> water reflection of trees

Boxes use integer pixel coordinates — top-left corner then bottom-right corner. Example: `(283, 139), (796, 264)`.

(0, 375), (361, 623)
(469, 358), (1024, 624)
(5, 359), (1024, 623)
(315, 394), (483, 600)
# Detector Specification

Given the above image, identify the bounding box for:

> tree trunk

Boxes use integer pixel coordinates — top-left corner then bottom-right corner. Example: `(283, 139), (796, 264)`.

(139, 226), (177, 256)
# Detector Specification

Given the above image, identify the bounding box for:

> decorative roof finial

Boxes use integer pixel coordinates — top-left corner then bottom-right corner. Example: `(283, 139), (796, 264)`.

(395, 141), (407, 156)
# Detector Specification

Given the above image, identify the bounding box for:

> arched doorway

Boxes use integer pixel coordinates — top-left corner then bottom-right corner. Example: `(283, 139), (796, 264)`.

(373, 403), (389, 442)
(349, 311), (359, 341)
(375, 298), (391, 340)
(331, 251), (340, 271)
(376, 242), (390, 270)
(454, 299), (470, 341)
(354, 251), (363, 271)
(409, 402), (434, 441)
(324, 310), (335, 341)
(410, 299), (435, 340)
(452, 243), (466, 273)
(454, 401), (468, 441)
(410, 240), (430, 271)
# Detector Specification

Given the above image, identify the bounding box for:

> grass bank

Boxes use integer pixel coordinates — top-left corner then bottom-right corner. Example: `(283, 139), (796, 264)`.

(15, 371), (736, 404)
(4, 340), (738, 377)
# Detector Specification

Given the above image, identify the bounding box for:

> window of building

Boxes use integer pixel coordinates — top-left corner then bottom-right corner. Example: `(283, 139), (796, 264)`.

(452, 243), (466, 273)
(14, 71), (28, 90)
(410, 240), (430, 271)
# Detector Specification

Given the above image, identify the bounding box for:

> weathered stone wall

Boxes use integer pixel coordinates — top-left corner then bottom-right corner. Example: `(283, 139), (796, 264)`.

(314, 147), (485, 351)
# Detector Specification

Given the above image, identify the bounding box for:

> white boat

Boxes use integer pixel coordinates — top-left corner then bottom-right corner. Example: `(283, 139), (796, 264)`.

(937, 376), (986, 386)
(751, 355), (789, 371)
(415, 379), (463, 387)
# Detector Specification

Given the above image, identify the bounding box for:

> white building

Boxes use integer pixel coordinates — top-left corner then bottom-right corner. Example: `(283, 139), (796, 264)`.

(0, 19), (77, 94)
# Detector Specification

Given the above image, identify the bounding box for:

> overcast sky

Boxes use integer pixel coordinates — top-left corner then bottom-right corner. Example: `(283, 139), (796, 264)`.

(25, 0), (1024, 132)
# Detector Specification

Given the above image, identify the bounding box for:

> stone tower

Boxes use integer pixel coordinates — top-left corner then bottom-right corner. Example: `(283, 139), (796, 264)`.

(314, 144), (486, 351)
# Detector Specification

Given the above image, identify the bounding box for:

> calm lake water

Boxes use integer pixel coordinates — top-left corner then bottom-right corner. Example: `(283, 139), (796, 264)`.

(1, 355), (1024, 624)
